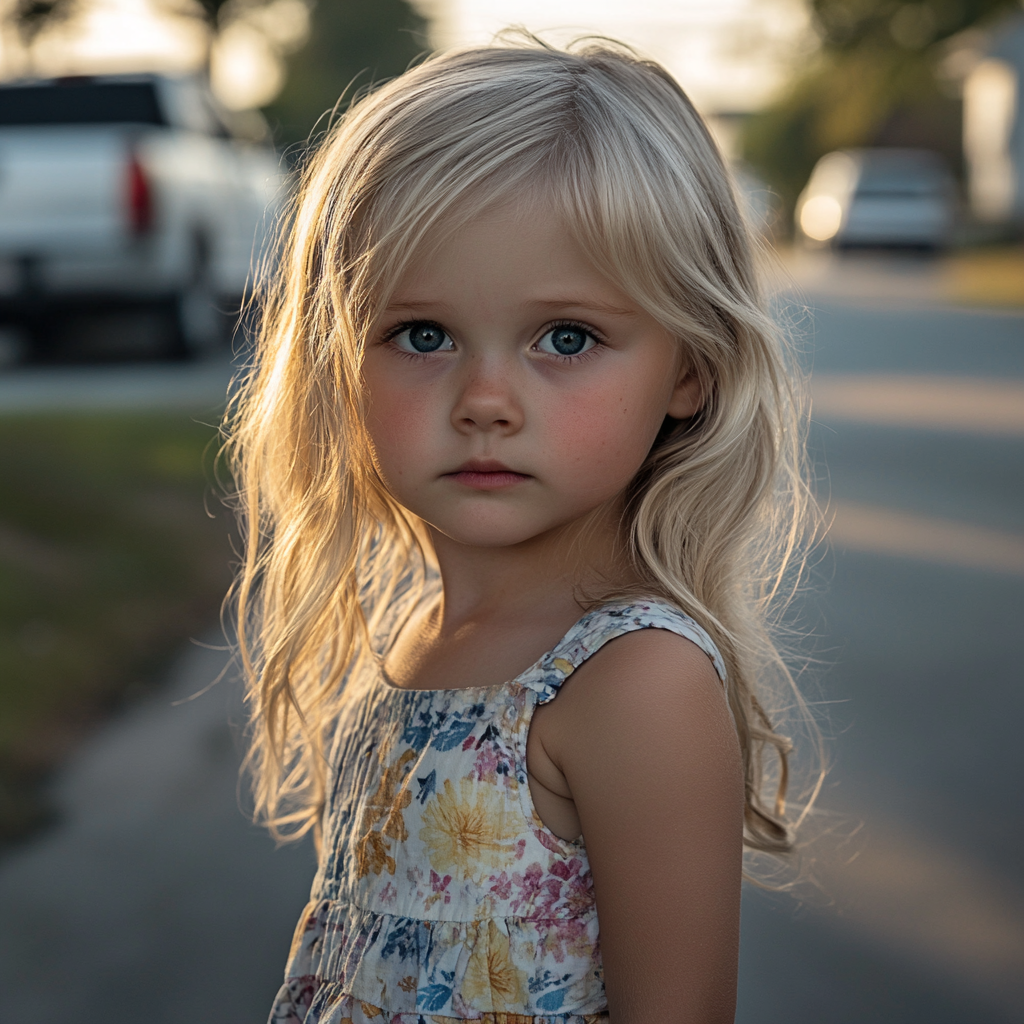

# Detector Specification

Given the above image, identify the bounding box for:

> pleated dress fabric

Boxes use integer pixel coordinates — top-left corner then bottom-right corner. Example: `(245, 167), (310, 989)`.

(268, 598), (727, 1024)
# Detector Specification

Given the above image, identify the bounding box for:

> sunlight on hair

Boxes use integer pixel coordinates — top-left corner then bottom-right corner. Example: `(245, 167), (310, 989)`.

(224, 36), (823, 875)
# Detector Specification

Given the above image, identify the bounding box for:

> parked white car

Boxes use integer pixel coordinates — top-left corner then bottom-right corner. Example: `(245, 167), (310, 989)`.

(0, 73), (284, 358)
(795, 148), (957, 250)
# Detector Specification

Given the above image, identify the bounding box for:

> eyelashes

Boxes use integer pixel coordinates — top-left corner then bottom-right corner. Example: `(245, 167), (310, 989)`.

(535, 321), (600, 358)
(387, 321), (453, 355)
(382, 318), (606, 361)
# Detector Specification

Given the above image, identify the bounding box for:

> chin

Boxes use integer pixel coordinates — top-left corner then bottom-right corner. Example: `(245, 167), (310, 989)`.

(425, 510), (567, 550)
(433, 524), (549, 549)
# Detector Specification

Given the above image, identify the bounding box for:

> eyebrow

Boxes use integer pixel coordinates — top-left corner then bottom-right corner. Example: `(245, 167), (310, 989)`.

(530, 298), (637, 317)
(383, 298), (638, 317)
(383, 300), (453, 314)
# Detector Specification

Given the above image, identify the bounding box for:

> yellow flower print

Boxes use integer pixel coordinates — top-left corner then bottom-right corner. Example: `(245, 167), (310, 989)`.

(429, 1017), (534, 1024)
(355, 748), (416, 878)
(462, 920), (529, 1012)
(355, 831), (395, 878)
(552, 657), (574, 676)
(419, 777), (518, 880)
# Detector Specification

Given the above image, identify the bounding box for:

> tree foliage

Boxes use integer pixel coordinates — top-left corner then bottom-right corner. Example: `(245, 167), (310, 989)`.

(742, 0), (1018, 219)
(263, 0), (427, 149)
(6, 0), (76, 46)
(2, 0), (79, 72)
(812, 0), (1011, 51)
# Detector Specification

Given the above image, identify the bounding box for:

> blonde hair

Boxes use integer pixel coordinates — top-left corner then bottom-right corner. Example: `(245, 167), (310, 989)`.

(225, 36), (820, 860)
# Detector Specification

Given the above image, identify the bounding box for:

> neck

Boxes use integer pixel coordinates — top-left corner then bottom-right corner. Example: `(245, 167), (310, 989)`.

(426, 503), (633, 631)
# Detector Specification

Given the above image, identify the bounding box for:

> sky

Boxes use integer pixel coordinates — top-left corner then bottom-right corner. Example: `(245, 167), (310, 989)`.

(425, 0), (811, 111)
(0, 0), (812, 113)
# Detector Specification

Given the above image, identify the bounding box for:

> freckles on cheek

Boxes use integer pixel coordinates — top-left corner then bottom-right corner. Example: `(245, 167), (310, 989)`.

(366, 387), (431, 475)
(549, 392), (650, 484)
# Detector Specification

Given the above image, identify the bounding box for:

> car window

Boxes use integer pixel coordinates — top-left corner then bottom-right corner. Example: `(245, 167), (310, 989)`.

(159, 78), (229, 137)
(0, 81), (166, 126)
(856, 157), (949, 197)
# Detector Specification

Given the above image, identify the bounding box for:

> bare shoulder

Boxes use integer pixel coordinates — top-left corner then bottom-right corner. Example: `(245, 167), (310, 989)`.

(529, 626), (741, 819)
(533, 627), (744, 1022)
(540, 627), (733, 756)
(574, 625), (722, 695)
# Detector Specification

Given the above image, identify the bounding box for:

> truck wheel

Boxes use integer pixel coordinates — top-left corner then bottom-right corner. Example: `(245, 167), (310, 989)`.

(169, 237), (224, 360)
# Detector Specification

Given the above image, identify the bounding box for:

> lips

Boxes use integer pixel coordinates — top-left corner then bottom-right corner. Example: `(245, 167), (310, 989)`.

(453, 458), (516, 473)
(445, 458), (531, 490)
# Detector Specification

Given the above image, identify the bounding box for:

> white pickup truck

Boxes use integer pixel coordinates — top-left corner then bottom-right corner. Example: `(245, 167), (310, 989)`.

(0, 73), (283, 359)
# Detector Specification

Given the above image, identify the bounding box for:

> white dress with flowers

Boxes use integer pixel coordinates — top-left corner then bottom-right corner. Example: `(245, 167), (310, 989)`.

(268, 598), (727, 1024)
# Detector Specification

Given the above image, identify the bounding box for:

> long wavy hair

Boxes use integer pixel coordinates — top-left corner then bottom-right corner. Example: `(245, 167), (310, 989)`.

(224, 36), (820, 862)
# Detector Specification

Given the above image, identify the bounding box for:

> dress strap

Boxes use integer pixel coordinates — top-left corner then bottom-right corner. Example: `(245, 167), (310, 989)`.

(518, 597), (727, 705)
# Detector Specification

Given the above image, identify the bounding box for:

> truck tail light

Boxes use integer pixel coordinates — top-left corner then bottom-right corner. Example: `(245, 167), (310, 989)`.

(127, 153), (153, 234)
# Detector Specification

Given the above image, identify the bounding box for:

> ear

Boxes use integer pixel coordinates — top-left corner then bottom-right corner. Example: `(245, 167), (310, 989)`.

(666, 366), (704, 420)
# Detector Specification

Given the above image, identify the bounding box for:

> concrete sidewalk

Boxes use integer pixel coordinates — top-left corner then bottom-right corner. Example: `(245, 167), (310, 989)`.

(0, 355), (234, 414)
(0, 638), (315, 1024)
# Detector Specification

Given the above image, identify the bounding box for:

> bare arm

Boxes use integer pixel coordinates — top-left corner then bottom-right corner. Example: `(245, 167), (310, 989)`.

(538, 629), (744, 1023)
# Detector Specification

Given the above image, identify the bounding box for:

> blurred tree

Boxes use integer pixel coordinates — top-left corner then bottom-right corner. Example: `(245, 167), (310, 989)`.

(263, 0), (428, 148)
(742, 0), (1017, 221)
(159, 0), (272, 70)
(2, 0), (80, 73)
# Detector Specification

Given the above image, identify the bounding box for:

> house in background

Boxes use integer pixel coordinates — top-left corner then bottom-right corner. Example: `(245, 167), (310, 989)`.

(963, 11), (1024, 228)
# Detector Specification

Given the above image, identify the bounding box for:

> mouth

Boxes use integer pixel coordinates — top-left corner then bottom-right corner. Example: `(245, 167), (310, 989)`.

(444, 459), (532, 491)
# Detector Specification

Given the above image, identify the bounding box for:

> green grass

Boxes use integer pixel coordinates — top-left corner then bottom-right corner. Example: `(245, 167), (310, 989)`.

(0, 413), (236, 839)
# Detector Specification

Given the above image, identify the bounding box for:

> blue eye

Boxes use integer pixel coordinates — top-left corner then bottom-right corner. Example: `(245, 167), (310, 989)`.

(536, 325), (597, 357)
(392, 322), (453, 353)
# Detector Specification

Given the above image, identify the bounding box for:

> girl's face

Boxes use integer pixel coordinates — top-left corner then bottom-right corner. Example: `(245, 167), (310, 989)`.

(362, 199), (701, 551)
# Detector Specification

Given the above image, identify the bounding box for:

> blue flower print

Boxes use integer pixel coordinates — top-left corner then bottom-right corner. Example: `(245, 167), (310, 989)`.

(416, 769), (436, 805)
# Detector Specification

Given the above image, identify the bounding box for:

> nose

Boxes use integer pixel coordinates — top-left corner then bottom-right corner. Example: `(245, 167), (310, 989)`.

(450, 357), (524, 435)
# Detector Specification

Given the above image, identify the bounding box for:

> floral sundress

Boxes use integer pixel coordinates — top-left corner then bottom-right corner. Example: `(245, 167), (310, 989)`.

(269, 598), (727, 1024)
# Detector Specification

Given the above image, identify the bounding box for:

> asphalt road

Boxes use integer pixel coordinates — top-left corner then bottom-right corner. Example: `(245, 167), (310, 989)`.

(0, 269), (1022, 1022)
(736, 293), (1024, 1023)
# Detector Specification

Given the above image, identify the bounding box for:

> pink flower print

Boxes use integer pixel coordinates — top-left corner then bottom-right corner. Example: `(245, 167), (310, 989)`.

(509, 862), (544, 913)
(563, 870), (595, 917)
(488, 871), (512, 900)
(549, 857), (580, 881)
(462, 734), (476, 751)
(431, 869), (452, 899)
(470, 744), (500, 782)
(379, 881), (397, 906)
(513, 838), (526, 860)
(424, 868), (453, 909)
(534, 829), (567, 854)
(540, 917), (591, 962)
(532, 876), (565, 920)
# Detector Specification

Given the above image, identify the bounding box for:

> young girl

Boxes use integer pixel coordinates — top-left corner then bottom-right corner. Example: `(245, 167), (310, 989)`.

(228, 37), (811, 1024)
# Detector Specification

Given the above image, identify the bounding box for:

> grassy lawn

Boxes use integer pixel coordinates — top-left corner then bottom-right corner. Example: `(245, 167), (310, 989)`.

(0, 413), (236, 840)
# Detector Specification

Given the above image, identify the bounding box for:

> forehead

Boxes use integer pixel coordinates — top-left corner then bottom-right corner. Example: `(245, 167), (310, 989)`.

(383, 195), (636, 313)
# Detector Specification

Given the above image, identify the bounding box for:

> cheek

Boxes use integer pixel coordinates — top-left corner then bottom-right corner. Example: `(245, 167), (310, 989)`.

(364, 375), (438, 478)
(541, 378), (665, 496)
